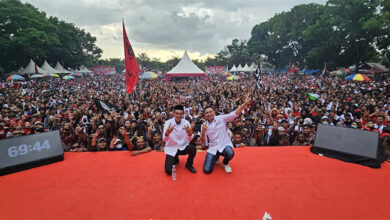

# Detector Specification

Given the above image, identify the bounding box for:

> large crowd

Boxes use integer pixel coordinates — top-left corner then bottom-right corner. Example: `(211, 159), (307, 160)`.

(0, 72), (389, 161)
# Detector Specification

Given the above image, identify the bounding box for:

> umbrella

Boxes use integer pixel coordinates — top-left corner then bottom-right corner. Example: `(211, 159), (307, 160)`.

(48, 73), (60, 78)
(345, 73), (370, 82)
(222, 71), (231, 76)
(7, 74), (25, 81)
(71, 72), (81, 77)
(330, 68), (346, 75)
(62, 75), (74, 80)
(227, 75), (241, 81)
(30, 74), (44, 78)
(140, 71), (158, 80)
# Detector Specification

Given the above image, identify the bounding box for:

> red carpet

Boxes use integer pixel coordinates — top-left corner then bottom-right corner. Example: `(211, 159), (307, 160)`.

(1, 147), (390, 219)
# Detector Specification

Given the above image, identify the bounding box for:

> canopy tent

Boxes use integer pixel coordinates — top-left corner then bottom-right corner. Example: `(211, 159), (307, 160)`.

(242, 63), (251, 72)
(249, 62), (257, 72)
(236, 64), (243, 72)
(41, 60), (62, 74)
(359, 62), (387, 74)
(18, 59), (49, 75)
(54, 62), (72, 74)
(165, 50), (206, 80)
(229, 64), (237, 72)
(77, 66), (93, 73)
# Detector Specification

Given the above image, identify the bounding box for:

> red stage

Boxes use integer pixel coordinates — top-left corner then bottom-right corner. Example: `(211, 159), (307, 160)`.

(1, 147), (389, 219)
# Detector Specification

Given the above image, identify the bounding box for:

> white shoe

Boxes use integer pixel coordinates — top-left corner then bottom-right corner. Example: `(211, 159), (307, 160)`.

(223, 164), (232, 174)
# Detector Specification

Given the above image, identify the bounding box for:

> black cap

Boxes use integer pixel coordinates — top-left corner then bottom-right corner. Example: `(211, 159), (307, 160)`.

(174, 105), (184, 111)
(153, 131), (161, 136)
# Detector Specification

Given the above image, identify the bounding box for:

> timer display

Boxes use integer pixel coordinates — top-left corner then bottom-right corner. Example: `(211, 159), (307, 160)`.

(8, 140), (51, 157)
(0, 131), (64, 175)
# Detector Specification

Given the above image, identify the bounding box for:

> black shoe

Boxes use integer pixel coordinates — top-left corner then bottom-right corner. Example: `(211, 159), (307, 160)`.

(185, 165), (197, 173)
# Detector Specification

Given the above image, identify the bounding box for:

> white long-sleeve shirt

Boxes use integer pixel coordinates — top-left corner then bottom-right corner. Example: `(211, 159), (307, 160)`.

(202, 111), (238, 155)
(162, 118), (191, 156)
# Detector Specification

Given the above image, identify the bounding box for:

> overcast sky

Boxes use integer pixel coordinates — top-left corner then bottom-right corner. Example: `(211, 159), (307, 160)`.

(22, 0), (326, 61)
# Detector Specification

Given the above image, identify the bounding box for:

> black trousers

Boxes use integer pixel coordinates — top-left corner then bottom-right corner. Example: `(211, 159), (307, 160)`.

(165, 144), (196, 175)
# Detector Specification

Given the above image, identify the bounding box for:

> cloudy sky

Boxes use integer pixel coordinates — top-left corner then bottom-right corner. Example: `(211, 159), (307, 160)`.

(22, 0), (326, 61)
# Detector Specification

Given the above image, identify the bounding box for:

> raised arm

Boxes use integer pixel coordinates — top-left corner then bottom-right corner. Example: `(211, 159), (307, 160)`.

(235, 94), (251, 115)
(200, 122), (208, 145)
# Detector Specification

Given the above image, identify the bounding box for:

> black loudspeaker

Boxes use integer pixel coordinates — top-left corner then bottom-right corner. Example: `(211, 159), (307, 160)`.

(0, 131), (64, 175)
(311, 124), (385, 168)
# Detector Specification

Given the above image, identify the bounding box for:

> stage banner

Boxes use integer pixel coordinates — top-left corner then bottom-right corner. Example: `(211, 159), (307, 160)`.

(90, 66), (117, 75)
(206, 66), (225, 74)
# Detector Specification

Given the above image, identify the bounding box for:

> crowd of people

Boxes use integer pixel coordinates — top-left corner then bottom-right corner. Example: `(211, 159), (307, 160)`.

(0, 72), (389, 161)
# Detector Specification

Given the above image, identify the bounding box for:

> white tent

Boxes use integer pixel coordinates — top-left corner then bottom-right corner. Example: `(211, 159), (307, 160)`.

(242, 63), (251, 72)
(18, 59), (49, 75)
(165, 50), (206, 80)
(54, 62), (72, 74)
(77, 66), (93, 73)
(236, 64), (243, 72)
(229, 64), (237, 72)
(41, 60), (62, 74)
(249, 62), (257, 72)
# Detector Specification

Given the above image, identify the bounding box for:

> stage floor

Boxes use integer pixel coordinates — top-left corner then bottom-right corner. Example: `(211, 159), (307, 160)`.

(1, 147), (390, 219)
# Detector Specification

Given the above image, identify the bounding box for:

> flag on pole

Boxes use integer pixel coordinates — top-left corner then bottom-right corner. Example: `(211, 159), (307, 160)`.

(34, 63), (39, 74)
(255, 63), (261, 89)
(321, 63), (327, 75)
(123, 20), (139, 94)
(94, 99), (119, 113)
(308, 93), (320, 101)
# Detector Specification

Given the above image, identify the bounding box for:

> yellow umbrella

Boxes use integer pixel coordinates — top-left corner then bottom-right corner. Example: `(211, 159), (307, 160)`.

(50, 73), (60, 78)
(227, 75), (241, 81)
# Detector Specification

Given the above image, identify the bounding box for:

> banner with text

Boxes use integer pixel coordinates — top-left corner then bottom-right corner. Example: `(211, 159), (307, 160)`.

(206, 66), (225, 74)
(90, 66), (117, 75)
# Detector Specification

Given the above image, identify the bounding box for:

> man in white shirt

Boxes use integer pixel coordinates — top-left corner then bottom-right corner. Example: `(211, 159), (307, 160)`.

(163, 105), (197, 175)
(201, 95), (250, 174)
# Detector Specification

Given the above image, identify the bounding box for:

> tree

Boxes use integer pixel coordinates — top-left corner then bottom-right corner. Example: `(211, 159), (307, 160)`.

(364, 0), (390, 68)
(137, 52), (150, 68)
(248, 4), (325, 68)
(165, 56), (180, 71)
(94, 58), (124, 74)
(304, 0), (379, 70)
(0, 0), (102, 74)
(224, 39), (252, 67)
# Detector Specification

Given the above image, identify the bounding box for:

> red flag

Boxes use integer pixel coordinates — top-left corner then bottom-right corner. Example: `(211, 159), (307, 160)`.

(34, 63), (39, 74)
(122, 20), (139, 94)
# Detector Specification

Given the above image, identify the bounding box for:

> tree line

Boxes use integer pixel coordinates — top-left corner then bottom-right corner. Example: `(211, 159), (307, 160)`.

(130, 0), (390, 72)
(0, 0), (102, 74)
(235, 0), (390, 71)
(1, 0), (389, 74)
